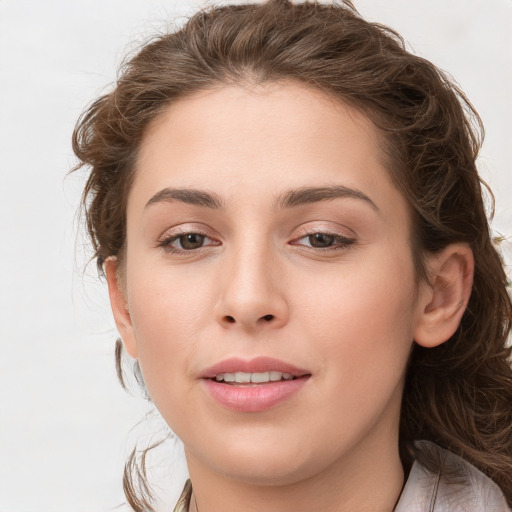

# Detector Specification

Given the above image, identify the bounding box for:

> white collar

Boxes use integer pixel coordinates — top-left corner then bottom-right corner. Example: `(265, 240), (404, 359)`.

(395, 440), (509, 511)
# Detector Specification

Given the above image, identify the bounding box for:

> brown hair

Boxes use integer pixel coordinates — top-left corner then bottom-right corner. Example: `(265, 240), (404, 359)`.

(72, 0), (512, 509)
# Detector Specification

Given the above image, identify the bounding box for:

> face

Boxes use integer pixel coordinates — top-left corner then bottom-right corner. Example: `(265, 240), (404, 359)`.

(111, 81), (428, 486)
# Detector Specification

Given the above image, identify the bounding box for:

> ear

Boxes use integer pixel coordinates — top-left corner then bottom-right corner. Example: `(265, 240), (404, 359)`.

(104, 257), (139, 359)
(414, 243), (474, 348)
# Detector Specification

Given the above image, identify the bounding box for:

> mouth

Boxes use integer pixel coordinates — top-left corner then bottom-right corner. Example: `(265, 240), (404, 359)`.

(201, 357), (311, 412)
(201, 356), (310, 379)
(213, 371), (298, 384)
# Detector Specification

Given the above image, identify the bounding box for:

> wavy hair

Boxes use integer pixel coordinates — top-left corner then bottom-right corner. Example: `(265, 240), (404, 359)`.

(72, 0), (512, 509)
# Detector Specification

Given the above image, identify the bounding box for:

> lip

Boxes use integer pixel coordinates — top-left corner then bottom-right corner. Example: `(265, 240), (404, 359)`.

(200, 356), (310, 379)
(200, 357), (311, 412)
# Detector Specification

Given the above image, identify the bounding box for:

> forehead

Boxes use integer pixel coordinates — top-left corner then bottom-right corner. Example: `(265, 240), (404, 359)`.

(130, 80), (405, 220)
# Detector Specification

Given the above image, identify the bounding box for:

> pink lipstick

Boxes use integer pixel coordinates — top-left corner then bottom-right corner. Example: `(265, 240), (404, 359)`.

(201, 357), (311, 412)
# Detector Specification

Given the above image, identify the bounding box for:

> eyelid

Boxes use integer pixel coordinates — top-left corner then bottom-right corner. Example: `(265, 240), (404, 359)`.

(289, 224), (357, 251)
(292, 222), (356, 240)
(155, 223), (221, 254)
(155, 222), (357, 254)
(291, 232), (355, 246)
(156, 223), (216, 243)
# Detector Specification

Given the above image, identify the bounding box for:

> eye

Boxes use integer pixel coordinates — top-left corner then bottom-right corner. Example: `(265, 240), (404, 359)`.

(175, 233), (207, 250)
(292, 232), (355, 250)
(305, 233), (336, 248)
(158, 232), (219, 253)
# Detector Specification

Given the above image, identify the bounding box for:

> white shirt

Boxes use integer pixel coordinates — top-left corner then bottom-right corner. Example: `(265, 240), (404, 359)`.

(395, 440), (510, 511)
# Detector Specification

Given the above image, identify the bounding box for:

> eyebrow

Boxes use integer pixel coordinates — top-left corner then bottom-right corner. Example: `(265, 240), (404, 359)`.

(276, 185), (379, 211)
(145, 188), (223, 209)
(145, 185), (378, 212)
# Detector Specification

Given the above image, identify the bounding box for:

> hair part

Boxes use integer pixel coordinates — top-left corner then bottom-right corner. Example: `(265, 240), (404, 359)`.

(72, 0), (512, 509)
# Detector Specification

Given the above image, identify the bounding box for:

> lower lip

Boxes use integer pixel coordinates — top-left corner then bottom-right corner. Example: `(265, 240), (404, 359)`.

(203, 377), (310, 412)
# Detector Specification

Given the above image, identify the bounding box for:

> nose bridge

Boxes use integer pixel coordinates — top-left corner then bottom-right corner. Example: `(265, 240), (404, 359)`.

(215, 235), (288, 330)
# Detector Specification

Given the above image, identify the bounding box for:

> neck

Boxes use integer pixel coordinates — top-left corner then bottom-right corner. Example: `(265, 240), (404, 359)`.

(186, 435), (404, 512)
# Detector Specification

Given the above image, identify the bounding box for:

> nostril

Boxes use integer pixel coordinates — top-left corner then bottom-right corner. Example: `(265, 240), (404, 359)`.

(222, 314), (275, 324)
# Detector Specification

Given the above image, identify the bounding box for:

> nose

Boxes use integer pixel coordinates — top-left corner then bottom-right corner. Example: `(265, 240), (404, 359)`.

(214, 242), (289, 332)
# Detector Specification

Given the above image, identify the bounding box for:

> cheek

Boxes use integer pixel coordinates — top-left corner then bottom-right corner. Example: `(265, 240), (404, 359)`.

(296, 251), (417, 396)
(125, 265), (214, 404)
(127, 254), (215, 333)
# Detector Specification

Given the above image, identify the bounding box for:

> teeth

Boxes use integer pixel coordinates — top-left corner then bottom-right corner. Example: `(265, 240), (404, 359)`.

(214, 371), (296, 383)
(251, 372), (269, 383)
(269, 371), (282, 381)
(235, 372), (251, 383)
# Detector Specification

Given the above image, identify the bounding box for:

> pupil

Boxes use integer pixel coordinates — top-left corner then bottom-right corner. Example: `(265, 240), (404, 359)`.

(309, 233), (334, 248)
(181, 233), (204, 249)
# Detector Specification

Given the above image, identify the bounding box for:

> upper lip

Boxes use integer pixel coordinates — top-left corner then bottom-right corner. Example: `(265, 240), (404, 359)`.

(201, 356), (311, 379)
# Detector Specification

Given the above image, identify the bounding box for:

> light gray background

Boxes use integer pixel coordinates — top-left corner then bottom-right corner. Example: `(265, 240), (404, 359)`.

(0, 1), (511, 511)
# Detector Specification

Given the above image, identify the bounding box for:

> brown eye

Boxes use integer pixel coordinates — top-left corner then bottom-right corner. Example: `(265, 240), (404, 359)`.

(158, 231), (220, 254)
(308, 233), (335, 248)
(178, 233), (206, 250)
(291, 231), (356, 252)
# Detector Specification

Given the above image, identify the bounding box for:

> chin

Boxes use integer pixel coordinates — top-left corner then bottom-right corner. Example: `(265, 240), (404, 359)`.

(216, 456), (316, 487)
(196, 429), (325, 487)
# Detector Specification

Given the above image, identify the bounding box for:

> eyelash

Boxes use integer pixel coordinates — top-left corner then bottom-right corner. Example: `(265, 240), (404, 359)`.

(291, 232), (356, 252)
(157, 231), (219, 255)
(157, 230), (356, 255)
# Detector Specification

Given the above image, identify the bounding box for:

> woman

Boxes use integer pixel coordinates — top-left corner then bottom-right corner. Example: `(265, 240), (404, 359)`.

(72, 0), (512, 510)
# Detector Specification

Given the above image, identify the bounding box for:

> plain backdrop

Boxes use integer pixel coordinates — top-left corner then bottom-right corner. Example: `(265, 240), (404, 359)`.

(0, 1), (511, 511)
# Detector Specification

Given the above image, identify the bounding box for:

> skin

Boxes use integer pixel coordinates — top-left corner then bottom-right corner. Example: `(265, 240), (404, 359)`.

(105, 81), (474, 512)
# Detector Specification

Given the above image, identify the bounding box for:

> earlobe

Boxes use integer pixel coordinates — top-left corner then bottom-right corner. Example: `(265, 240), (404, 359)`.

(104, 257), (139, 359)
(414, 244), (474, 348)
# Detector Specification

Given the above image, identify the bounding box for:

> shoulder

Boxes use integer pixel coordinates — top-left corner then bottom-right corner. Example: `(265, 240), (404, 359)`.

(395, 440), (510, 512)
